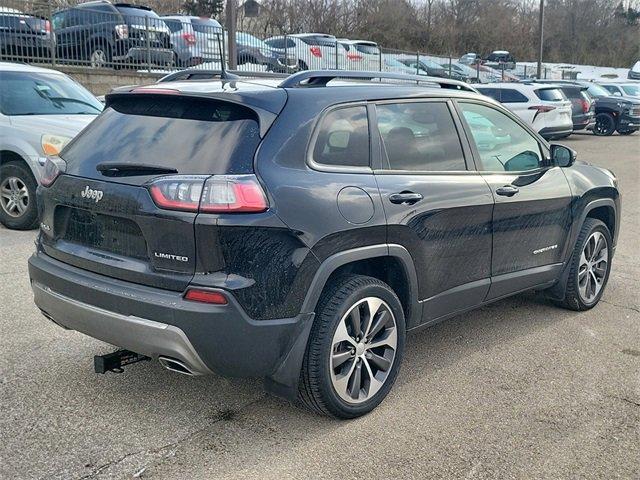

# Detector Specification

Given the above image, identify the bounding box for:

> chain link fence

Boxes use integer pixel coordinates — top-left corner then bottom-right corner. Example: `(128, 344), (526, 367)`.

(1, 0), (565, 81)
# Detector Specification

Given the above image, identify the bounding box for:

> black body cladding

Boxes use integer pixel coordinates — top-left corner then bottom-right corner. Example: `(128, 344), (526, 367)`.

(30, 73), (620, 402)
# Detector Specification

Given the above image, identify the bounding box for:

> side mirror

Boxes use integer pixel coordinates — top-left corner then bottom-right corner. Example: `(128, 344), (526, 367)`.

(551, 144), (577, 167)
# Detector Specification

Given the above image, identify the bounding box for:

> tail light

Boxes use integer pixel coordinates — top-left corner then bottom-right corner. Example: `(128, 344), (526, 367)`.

(181, 32), (196, 45)
(528, 105), (556, 121)
(148, 175), (268, 213)
(347, 52), (363, 61)
(40, 157), (66, 187)
(580, 98), (590, 113)
(184, 288), (228, 305)
(310, 46), (322, 58)
(115, 24), (129, 39)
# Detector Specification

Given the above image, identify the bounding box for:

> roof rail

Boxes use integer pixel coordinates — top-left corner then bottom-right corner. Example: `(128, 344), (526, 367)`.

(278, 70), (478, 92)
(157, 69), (289, 83)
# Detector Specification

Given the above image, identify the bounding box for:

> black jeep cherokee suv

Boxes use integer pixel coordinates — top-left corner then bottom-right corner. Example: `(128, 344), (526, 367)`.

(29, 71), (620, 418)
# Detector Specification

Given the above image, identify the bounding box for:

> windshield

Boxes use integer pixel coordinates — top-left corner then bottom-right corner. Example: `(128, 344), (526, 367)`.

(587, 84), (611, 97)
(622, 85), (640, 96)
(0, 71), (103, 116)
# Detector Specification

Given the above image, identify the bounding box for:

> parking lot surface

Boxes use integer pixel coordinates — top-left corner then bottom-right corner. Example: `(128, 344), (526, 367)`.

(0, 133), (638, 480)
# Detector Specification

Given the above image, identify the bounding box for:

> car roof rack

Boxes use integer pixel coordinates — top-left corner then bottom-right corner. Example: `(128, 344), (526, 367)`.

(157, 69), (288, 83)
(278, 70), (478, 92)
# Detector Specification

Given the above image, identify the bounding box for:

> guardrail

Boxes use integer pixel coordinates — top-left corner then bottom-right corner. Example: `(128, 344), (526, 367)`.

(0, 0), (560, 82)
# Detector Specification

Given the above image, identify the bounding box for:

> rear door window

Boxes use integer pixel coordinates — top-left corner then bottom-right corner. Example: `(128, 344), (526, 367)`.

(478, 88), (528, 103)
(61, 95), (261, 178)
(312, 106), (369, 168)
(300, 35), (336, 47)
(376, 102), (466, 172)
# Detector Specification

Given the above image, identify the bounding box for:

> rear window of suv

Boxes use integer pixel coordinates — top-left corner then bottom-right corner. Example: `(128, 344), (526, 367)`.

(535, 88), (566, 101)
(61, 95), (261, 177)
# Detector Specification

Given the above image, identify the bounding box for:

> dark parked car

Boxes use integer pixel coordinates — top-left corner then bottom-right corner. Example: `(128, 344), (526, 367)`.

(0, 11), (54, 61)
(537, 79), (640, 135)
(52, 1), (173, 68)
(485, 50), (516, 70)
(161, 15), (222, 68)
(550, 83), (595, 132)
(236, 31), (296, 73)
(30, 70), (620, 419)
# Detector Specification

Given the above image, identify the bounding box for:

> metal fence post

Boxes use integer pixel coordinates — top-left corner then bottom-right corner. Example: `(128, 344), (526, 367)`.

(476, 62), (480, 82)
(144, 16), (151, 71)
(284, 33), (288, 69)
(335, 41), (338, 69)
(415, 51), (419, 75)
(379, 50), (382, 72)
(48, 0), (56, 67)
(448, 55), (452, 77)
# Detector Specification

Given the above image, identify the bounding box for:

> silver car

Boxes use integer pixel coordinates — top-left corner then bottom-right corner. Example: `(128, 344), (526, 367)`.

(0, 62), (102, 229)
(161, 16), (223, 67)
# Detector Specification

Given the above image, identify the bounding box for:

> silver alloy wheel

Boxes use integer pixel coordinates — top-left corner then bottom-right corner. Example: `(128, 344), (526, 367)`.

(329, 297), (397, 404)
(578, 231), (608, 303)
(0, 176), (29, 218)
(91, 49), (107, 68)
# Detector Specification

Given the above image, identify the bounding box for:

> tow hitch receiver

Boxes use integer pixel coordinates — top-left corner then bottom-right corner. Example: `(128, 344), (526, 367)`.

(94, 350), (151, 374)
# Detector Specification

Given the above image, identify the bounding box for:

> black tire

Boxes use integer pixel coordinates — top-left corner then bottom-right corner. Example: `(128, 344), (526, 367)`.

(593, 112), (616, 136)
(0, 161), (39, 230)
(558, 218), (612, 311)
(298, 274), (406, 419)
(616, 128), (637, 136)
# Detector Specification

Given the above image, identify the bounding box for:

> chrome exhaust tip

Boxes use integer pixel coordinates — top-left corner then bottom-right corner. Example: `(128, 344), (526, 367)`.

(158, 356), (195, 376)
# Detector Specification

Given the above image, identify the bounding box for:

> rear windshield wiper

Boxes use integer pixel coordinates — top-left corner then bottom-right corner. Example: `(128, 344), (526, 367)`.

(96, 162), (178, 177)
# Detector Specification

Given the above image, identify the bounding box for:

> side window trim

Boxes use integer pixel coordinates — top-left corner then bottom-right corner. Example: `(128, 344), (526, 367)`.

(306, 102), (373, 174)
(453, 99), (550, 174)
(371, 98), (477, 175)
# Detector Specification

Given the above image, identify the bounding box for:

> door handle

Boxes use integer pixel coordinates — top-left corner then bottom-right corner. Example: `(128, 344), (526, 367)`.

(389, 191), (423, 205)
(495, 185), (519, 197)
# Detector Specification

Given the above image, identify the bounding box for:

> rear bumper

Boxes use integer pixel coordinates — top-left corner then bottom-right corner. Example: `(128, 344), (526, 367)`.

(114, 47), (174, 64)
(32, 280), (213, 375)
(539, 125), (573, 139)
(573, 113), (595, 131)
(28, 251), (313, 387)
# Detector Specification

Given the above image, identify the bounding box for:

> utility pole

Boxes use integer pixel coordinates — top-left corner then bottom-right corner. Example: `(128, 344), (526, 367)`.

(226, 0), (237, 69)
(537, 0), (544, 78)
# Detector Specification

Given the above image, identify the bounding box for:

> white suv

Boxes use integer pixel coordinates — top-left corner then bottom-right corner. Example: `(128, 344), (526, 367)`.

(265, 33), (346, 70)
(477, 83), (573, 140)
(338, 39), (380, 71)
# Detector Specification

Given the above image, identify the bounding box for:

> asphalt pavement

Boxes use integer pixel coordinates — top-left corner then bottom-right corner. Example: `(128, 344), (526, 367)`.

(0, 133), (638, 480)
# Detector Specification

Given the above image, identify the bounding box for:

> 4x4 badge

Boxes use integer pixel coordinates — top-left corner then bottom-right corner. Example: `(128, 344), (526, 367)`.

(81, 186), (103, 203)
